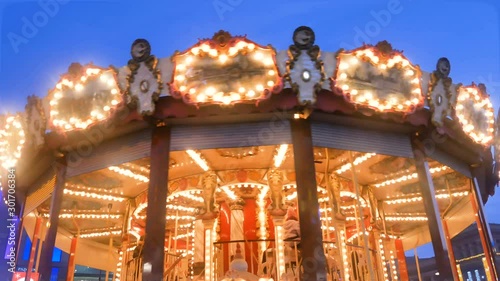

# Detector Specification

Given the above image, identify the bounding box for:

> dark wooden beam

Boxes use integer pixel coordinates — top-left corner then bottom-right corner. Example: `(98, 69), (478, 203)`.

(290, 118), (327, 281)
(412, 138), (453, 280)
(142, 125), (171, 281)
(38, 156), (67, 281)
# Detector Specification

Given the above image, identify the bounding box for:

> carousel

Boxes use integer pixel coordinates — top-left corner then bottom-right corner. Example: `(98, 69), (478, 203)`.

(1, 26), (500, 281)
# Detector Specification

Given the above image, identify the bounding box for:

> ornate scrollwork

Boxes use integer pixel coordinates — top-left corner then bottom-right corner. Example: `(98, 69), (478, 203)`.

(284, 26), (325, 105)
(267, 168), (285, 215)
(125, 39), (162, 116)
(428, 57), (453, 127)
(25, 95), (46, 149)
(201, 171), (218, 216)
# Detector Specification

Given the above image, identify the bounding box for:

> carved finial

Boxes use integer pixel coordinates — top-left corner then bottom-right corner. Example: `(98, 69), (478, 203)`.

(292, 26), (315, 50)
(130, 39), (151, 62)
(68, 62), (83, 77)
(375, 40), (393, 55)
(212, 30), (232, 47)
(435, 57), (451, 79)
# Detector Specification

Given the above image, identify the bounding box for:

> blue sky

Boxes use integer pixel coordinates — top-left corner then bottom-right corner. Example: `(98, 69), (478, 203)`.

(0, 0), (499, 258)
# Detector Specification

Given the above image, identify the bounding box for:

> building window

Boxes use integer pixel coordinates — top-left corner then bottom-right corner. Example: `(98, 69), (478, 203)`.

(50, 267), (59, 281)
(52, 248), (62, 263)
(22, 238), (31, 261)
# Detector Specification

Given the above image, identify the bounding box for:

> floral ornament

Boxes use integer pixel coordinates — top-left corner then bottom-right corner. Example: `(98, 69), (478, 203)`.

(0, 114), (25, 170)
(125, 39), (162, 116)
(454, 83), (495, 146)
(48, 63), (122, 131)
(284, 26), (325, 105)
(25, 95), (46, 149)
(333, 41), (424, 114)
(169, 30), (282, 105)
(428, 57), (453, 127)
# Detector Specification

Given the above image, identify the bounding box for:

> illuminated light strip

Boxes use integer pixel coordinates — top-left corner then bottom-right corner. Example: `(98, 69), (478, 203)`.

(115, 250), (123, 281)
(179, 223), (194, 229)
(284, 185), (328, 201)
(374, 166), (449, 188)
(378, 238), (389, 281)
(0, 114), (26, 170)
(321, 226), (336, 231)
(66, 183), (123, 195)
(389, 250), (399, 280)
(335, 153), (377, 174)
(135, 215), (196, 221)
(63, 189), (126, 202)
(121, 162), (150, 174)
(380, 233), (399, 240)
(273, 144), (288, 168)
(186, 150), (210, 171)
(41, 213), (122, 220)
(339, 229), (350, 280)
(340, 203), (367, 210)
(455, 85), (495, 145)
(204, 228), (212, 281)
(166, 205), (197, 213)
(341, 215), (428, 222)
(226, 183), (268, 189)
(172, 232), (195, 240)
(80, 230), (122, 239)
(257, 185), (269, 253)
(168, 190), (204, 203)
(384, 191), (469, 205)
(275, 225), (286, 278)
(347, 231), (369, 243)
(134, 190), (203, 218)
(319, 207), (333, 213)
(384, 216), (428, 222)
(109, 166), (149, 183)
(211, 219), (218, 281)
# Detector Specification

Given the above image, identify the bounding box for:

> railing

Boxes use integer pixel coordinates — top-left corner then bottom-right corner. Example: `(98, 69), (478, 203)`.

(126, 257), (142, 281)
(123, 239), (379, 281)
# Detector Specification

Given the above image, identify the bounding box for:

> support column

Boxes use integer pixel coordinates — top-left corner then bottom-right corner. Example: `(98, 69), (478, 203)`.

(66, 236), (78, 281)
(203, 219), (216, 281)
(142, 125), (171, 281)
(229, 199), (245, 259)
(411, 139), (453, 280)
(290, 118), (327, 281)
(39, 155), (67, 281)
(26, 216), (42, 281)
(193, 218), (204, 276)
(441, 219), (460, 281)
(395, 239), (409, 281)
(272, 215), (286, 281)
(469, 176), (499, 281)
(243, 198), (258, 273)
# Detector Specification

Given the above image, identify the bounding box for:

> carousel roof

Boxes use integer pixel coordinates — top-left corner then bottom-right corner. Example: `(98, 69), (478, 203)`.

(0, 27), (498, 270)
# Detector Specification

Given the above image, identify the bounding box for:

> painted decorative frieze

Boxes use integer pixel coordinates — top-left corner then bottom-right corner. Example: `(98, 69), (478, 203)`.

(47, 63), (122, 131)
(169, 30), (282, 105)
(333, 41), (424, 114)
(454, 83), (495, 146)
